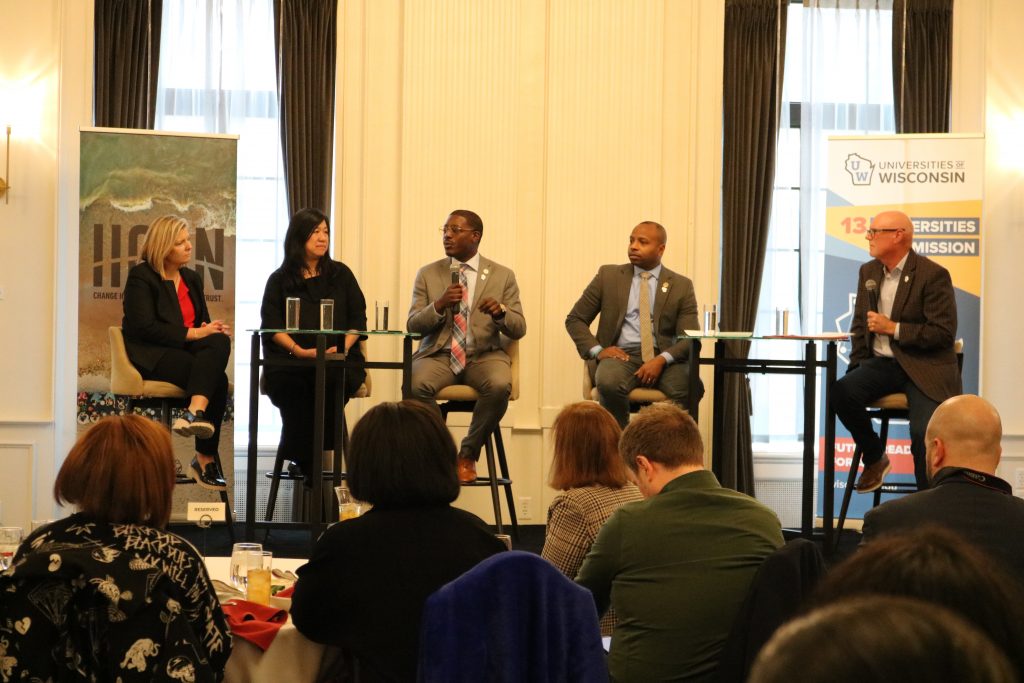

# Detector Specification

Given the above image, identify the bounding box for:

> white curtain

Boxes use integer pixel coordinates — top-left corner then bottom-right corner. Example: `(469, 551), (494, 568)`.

(155, 0), (290, 445)
(751, 0), (895, 446)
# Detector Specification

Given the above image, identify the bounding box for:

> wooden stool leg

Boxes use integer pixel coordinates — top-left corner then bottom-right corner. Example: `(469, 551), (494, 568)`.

(493, 427), (518, 541)
(265, 455), (286, 522)
(835, 447), (863, 551)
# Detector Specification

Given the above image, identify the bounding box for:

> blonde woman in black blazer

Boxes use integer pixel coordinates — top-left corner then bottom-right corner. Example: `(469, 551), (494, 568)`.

(122, 215), (231, 490)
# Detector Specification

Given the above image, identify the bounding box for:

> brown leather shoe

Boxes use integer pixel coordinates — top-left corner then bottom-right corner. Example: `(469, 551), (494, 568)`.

(457, 457), (478, 483)
(855, 455), (891, 493)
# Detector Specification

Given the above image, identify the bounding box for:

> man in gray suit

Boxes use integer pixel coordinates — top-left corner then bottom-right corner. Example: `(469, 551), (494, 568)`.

(565, 221), (700, 427)
(832, 210), (961, 493)
(407, 210), (526, 482)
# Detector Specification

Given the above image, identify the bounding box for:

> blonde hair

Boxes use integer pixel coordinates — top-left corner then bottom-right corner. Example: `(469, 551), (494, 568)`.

(139, 215), (190, 280)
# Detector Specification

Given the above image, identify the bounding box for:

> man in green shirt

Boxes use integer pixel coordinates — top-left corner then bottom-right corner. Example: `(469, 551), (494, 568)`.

(576, 403), (783, 682)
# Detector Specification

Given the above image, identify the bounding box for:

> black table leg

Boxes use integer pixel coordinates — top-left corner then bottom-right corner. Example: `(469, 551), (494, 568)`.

(246, 332), (260, 542)
(711, 340), (726, 482)
(823, 341), (838, 550)
(311, 336), (327, 551)
(801, 341), (816, 539)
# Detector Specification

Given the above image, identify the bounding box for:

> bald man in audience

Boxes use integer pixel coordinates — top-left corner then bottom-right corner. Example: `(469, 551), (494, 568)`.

(576, 403), (783, 683)
(862, 395), (1024, 581)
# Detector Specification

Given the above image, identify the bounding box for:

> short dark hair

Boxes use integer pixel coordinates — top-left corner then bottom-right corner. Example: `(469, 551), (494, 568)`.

(449, 209), (483, 235)
(347, 401), (460, 506)
(751, 596), (1017, 683)
(638, 220), (667, 244)
(809, 526), (1024, 678)
(619, 402), (703, 471)
(549, 402), (629, 490)
(54, 415), (175, 528)
(280, 207), (339, 285)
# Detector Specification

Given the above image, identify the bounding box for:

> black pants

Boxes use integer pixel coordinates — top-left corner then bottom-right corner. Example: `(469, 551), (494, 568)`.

(831, 356), (938, 490)
(140, 334), (231, 457)
(264, 364), (366, 474)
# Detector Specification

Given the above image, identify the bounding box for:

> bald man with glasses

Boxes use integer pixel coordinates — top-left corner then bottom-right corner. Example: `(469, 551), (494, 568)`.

(832, 210), (961, 493)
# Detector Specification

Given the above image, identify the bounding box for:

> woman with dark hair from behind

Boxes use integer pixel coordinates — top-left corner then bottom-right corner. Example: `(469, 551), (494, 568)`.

(807, 525), (1024, 678)
(0, 415), (231, 681)
(540, 401), (641, 635)
(749, 596), (1016, 683)
(260, 208), (367, 480)
(290, 400), (505, 682)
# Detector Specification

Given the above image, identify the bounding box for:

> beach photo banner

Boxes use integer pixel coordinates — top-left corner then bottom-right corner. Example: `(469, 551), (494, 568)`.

(78, 128), (237, 516)
(821, 134), (984, 520)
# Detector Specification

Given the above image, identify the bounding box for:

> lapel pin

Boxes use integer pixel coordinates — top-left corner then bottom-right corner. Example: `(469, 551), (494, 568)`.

(661, 283), (669, 293)
(904, 275), (909, 283)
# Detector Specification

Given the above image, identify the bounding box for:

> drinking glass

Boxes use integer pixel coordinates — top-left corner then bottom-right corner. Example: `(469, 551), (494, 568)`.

(320, 299), (334, 331)
(335, 485), (359, 521)
(0, 527), (24, 571)
(285, 297), (301, 330)
(246, 550), (273, 605)
(229, 542), (263, 590)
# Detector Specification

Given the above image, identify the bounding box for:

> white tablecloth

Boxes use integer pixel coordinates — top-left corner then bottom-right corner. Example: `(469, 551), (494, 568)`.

(204, 556), (328, 683)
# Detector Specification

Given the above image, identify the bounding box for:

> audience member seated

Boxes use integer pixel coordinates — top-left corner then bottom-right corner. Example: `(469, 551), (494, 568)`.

(810, 526), (1024, 679)
(260, 208), (367, 480)
(575, 403), (783, 683)
(122, 214), (232, 490)
(862, 394), (1024, 581)
(290, 400), (506, 682)
(540, 402), (641, 635)
(0, 415), (231, 681)
(749, 596), (1016, 683)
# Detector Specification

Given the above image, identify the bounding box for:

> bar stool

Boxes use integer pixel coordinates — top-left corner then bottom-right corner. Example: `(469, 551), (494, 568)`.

(108, 326), (234, 540)
(835, 340), (964, 546)
(582, 359), (700, 421)
(262, 341), (371, 522)
(437, 339), (519, 540)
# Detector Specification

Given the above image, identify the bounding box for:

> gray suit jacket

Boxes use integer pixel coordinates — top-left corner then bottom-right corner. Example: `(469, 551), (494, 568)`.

(406, 256), (526, 360)
(849, 249), (960, 403)
(565, 264), (699, 362)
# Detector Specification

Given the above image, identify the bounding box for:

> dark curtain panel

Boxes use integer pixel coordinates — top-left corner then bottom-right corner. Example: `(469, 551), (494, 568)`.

(274, 0), (338, 216)
(93, 0), (163, 129)
(720, 0), (788, 493)
(892, 0), (953, 133)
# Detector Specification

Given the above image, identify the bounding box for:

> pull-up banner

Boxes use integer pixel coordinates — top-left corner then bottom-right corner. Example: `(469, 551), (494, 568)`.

(821, 134), (984, 520)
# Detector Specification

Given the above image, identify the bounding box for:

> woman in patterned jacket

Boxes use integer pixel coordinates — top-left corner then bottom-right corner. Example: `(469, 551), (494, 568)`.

(0, 415), (231, 681)
(540, 401), (642, 635)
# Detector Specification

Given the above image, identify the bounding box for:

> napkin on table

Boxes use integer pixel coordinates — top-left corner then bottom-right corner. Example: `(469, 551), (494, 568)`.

(221, 599), (289, 651)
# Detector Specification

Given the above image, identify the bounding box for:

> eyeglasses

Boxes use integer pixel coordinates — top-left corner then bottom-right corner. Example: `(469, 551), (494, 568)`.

(865, 228), (903, 238)
(439, 225), (478, 236)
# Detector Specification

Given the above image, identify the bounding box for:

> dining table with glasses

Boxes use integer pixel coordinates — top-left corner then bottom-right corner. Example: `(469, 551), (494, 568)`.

(206, 555), (341, 683)
(680, 331), (849, 547)
(244, 329), (420, 551)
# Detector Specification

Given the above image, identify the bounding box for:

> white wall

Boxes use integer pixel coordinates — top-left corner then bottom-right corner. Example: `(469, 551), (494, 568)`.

(3, 0), (1024, 528)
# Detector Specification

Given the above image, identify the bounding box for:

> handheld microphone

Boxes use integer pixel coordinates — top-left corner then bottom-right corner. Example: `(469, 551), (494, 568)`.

(449, 263), (461, 312)
(865, 279), (879, 312)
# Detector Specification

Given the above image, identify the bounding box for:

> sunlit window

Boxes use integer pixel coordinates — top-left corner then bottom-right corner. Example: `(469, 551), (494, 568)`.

(155, 0), (290, 446)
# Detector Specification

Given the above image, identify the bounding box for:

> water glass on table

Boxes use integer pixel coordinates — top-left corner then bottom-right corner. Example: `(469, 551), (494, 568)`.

(0, 527), (24, 570)
(246, 550), (273, 605)
(230, 542), (263, 590)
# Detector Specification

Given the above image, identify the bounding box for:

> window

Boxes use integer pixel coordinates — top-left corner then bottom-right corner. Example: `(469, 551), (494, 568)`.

(155, 0), (290, 445)
(751, 1), (895, 447)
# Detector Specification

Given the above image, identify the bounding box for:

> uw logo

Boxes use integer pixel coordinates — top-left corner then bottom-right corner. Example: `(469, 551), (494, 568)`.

(91, 223), (225, 291)
(844, 153), (875, 186)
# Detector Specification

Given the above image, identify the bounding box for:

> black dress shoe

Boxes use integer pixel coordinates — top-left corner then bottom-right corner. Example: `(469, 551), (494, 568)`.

(189, 456), (227, 491)
(173, 410), (215, 439)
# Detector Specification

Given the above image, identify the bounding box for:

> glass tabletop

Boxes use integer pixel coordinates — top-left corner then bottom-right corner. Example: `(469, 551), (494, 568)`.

(249, 329), (421, 337)
(677, 331), (849, 341)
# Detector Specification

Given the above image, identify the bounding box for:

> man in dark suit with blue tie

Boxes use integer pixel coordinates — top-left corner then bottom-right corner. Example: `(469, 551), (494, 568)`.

(565, 221), (700, 427)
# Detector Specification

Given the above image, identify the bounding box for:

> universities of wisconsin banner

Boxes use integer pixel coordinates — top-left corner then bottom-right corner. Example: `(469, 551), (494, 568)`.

(78, 128), (237, 515)
(820, 134), (983, 520)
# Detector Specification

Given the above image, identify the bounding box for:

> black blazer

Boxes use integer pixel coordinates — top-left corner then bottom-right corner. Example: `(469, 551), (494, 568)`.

(121, 262), (211, 372)
(863, 466), (1024, 582)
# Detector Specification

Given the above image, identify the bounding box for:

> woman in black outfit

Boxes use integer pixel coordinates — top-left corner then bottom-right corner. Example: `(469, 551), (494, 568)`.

(122, 215), (231, 490)
(260, 208), (367, 477)
(291, 400), (505, 682)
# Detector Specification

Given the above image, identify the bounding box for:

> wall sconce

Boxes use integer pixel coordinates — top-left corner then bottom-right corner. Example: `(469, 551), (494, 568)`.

(0, 126), (10, 204)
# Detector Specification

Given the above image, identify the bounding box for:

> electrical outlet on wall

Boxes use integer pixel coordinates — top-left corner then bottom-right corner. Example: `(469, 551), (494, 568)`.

(518, 496), (532, 520)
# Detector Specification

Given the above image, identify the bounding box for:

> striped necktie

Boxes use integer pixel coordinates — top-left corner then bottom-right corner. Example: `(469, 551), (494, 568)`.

(450, 264), (469, 374)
